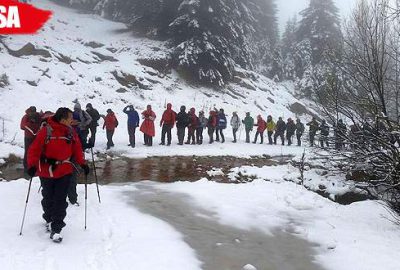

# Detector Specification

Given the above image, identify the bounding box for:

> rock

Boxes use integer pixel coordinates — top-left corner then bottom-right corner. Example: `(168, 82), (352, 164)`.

(289, 102), (309, 115)
(0, 73), (9, 88)
(137, 57), (171, 75)
(55, 53), (74, 64)
(233, 76), (257, 90)
(116, 88), (128, 93)
(95, 77), (102, 82)
(111, 70), (151, 90)
(84, 41), (104, 48)
(26, 80), (38, 87)
(4, 42), (51, 58)
(91, 51), (118, 62)
(267, 97), (275, 104)
(106, 47), (118, 53)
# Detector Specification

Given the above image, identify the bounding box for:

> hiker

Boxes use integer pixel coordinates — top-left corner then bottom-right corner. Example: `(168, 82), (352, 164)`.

(335, 119), (347, 150)
(319, 120), (330, 148)
(140, 105), (156, 146)
(85, 103), (100, 147)
(253, 115), (266, 144)
(242, 112), (254, 143)
(103, 109), (119, 150)
(230, 112), (241, 143)
(215, 108), (227, 143)
(295, 119), (305, 146)
(20, 106), (41, 173)
(197, 111), (208, 144)
(123, 105), (140, 148)
(274, 117), (286, 145)
(159, 103), (176, 146)
(27, 107), (90, 243)
(176, 106), (189, 145)
(266, 115), (275, 145)
(207, 110), (217, 144)
(186, 108), (198, 145)
(72, 102), (92, 150)
(286, 118), (296, 146)
(307, 117), (319, 146)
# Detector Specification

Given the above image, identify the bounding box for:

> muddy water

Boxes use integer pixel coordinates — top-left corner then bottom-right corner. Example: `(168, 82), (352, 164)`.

(128, 183), (325, 270)
(0, 155), (291, 183)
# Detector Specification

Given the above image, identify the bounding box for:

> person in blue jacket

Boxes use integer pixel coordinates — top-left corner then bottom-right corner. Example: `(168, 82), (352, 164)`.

(123, 105), (140, 148)
(215, 108), (227, 143)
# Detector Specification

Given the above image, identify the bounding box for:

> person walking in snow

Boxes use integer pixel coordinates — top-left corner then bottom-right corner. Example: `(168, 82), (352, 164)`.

(140, 105), (156, 146)
(20, 106), (41, 173)
(266, 115), (276, 145)
(186, 108), (198, 145)
(274, 117), (286, 145)
(207, 110), (217, 144)
(85, 103), (100, 147)
(253, 115), (266, 144)
(334, 119), (347, 150)
(242, 112), (254, 143)
(103, 109), (119, 150)
(176, 106), (189, 145)
(319, 120), (330, 148)
(286, 118), (296, 146)
(123, 105), (140, 148)
(27, 107), (90, 243)
(159, 103), (176, 146)
(72, 102), (92, 150)
(307, 117), (319, 147)
(216, 108), (227, 143)
(230, 112), (241, 143)
(295, 119), (305, 146)
(196, 111), (208, 144)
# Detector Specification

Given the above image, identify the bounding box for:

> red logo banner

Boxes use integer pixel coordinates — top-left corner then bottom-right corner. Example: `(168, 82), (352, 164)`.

(0, 0), (52, 34)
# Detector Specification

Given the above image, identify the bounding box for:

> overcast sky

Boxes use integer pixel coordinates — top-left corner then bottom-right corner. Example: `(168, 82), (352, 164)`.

(276, 0), (358, 32)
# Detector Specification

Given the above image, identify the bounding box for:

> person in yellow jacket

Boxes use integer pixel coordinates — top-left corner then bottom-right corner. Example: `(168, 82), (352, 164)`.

(266, 115), (276, 145)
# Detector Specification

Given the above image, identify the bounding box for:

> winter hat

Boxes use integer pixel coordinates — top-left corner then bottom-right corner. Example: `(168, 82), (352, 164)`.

(107, 109), (112, 113)
(74, 103), (81, 111)
(167, 103), (172, 109)
(147, 105), (152, 110)
(180, 106), (186, 112)
(86, 103), (93, 109)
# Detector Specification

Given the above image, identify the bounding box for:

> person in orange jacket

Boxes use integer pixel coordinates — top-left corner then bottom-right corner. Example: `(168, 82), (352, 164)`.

(140, 105), (156, 146)
(103, 109), (119, 150)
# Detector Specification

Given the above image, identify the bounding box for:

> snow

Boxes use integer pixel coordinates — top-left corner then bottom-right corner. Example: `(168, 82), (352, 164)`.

(0, 179), (201, 270)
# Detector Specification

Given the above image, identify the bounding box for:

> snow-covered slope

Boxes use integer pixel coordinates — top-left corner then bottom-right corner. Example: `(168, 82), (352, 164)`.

(0, 0), (313, 155)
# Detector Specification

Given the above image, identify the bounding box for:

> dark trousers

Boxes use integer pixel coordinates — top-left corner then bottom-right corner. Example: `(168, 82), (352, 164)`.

(67, 161), (78, 204)
(177, 128), (186, 145)
(23, 137), (34, 173)
(287, 132), (294, 146)
(267, 131), (273, 145)
(144, 134), (153, 146)
(274, 132), (285, 145)
(216, 128), (225, 143)
(208, 127), (215, 143)
(88, 126), (97, 147)
(296, 133), (302, 146)
(186, 128), (195, 144)
(253, 131), (264, 144)
(106, 129), (115, 149)
(40, 174), (71, 233)
(128, 126), (136, 147)
(161, 124), (172, 145)
(232, 128), (238, 142)
(245, 129), (251, 143)
(196, 127), (204, 144)
(310, 132), (316, 146)
(81, 129), (89, 149)
(320, 135), (328, 148)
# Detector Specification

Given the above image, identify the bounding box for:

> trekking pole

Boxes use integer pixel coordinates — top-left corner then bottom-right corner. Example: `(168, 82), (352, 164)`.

(90, 147), (101, 203)
(19, 177), (33, 235)
(37, 185), (41, 194)
(84, 174), (88, 230)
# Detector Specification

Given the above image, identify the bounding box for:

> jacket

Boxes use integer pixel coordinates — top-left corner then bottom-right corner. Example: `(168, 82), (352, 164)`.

(256, 118), (267, 132)
(160, 104), (176, 127)
(230, 115), (241, 129)
(20, 110), (41, 139)
(140, 109), (156, 137)
(103, 113), (118, 131)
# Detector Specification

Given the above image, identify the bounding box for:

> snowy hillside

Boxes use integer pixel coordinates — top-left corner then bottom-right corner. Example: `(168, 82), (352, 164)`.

(0, 0), (313, 156)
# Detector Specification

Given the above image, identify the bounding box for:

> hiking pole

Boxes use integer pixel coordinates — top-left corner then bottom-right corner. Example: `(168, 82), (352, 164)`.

(84, 173), (88, 230)
(90, 147), (101, 203)
(19, 177), (33, 235)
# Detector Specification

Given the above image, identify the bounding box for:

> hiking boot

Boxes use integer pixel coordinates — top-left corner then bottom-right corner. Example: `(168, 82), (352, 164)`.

(159, 142), (165, 145)
(50, 232), (63, 243)
(45, 222), (51, 232)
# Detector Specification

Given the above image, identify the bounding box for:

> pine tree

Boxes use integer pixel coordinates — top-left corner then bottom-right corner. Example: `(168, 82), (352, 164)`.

(281, 16), (298, 80)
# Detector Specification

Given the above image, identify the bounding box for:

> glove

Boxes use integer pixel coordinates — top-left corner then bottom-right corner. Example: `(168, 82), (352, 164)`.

(81, 164), (90, 176)
(27, 167), (37, 178)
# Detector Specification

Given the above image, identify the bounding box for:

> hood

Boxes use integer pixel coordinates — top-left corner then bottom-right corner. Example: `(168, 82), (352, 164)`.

(48, 117), (71, 133)
(167, 103), (172, 110)
(74, 103), (81, 111)
(180, 106), (186, 112)
(190, 107), (195, 113)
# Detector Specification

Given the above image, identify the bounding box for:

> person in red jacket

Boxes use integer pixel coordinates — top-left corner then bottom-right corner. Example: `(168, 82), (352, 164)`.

(27, 107), (89, 243)
(103, 109), (119, 150)
(159, 103), (176, 146)
(20, 106), (41, 173)
(207, 110), (217, 144)
(253, 115), (266, 144)
(140, 105), (156, 146)
(186, 108), (198, 145)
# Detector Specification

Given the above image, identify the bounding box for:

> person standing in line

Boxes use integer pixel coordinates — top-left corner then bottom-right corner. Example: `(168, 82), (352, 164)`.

(176, 106), (189, 145)
(230, 112), (241, 143)
(216, 108), (227, 143)
(159, 103), (176, 146)
(295, 119), (305, 146)
(20, 106), (41, 173)
(72, 102), (92, 150)
(186, 108), (198, 145)
(319, 120), (330, 148)
(207, 110), (217, 144)
(103, 109), (119, 150)
(242, 112), (254, 143)
(140, 105), (156, 146)
(196, 111), (208, 144)
(266, 115), (275, 145)
(307, 117), (319, 147)
(27, 107), (90, 243)
(253, 115), (266, 144)
(123, 105), (140, 148)
(274, 117), (287, 145)
(286, 118), (296, 146)
(85, 103), (100, 147)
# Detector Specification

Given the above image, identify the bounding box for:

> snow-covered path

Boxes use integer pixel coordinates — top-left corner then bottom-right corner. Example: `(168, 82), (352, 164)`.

(130, 182), (324, 270)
